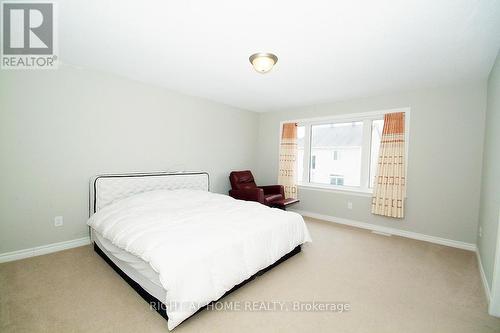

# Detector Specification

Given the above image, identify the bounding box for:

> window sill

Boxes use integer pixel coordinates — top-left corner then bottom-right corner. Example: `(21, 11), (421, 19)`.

(297, 183), (373, 197)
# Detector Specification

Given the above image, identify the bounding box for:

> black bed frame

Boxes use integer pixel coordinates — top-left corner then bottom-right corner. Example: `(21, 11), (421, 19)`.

(94, 242), (301, 325)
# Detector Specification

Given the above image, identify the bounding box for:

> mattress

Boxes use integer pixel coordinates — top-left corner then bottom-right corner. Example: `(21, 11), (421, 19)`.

(92, 229), (166, 301)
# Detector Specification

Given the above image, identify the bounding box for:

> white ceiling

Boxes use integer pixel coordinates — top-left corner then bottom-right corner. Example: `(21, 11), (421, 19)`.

(59, 0), (500, 112)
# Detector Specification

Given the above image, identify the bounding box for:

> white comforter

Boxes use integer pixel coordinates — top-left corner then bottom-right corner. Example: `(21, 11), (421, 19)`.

(87, 189), (311, 330)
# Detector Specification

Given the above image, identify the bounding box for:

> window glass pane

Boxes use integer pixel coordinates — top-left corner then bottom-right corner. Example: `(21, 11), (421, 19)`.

(370, 119), (384, 188)
(297, 126), (305, 182)
(310, 122), (363, 186)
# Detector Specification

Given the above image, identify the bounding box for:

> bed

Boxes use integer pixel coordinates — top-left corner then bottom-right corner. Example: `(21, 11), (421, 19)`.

(87, 172), (311, 330)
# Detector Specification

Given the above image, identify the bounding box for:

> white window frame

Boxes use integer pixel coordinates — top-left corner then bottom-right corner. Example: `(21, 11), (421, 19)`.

(280, 107), (410, 197)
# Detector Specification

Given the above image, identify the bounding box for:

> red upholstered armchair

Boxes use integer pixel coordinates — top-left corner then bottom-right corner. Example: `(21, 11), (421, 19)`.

(229, 170), (285, 206)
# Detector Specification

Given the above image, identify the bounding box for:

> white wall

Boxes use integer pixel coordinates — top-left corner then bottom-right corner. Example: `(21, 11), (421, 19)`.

(0, 64), (490, 257)
(256, 82), (486, 244)
(0, 65), (259, 253)
(477, 51), (500, 295)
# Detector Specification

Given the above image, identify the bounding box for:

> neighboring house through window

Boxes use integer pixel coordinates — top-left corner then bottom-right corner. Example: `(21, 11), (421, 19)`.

(333, 150), (340, 161)
(330, 174), (344, 186)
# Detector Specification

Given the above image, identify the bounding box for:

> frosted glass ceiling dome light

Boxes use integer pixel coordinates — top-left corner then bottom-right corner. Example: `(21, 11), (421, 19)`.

(249, 52), (278, 73)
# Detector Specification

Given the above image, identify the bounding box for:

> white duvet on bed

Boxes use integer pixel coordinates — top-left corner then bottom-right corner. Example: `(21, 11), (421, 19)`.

(87, 189), (311, 330)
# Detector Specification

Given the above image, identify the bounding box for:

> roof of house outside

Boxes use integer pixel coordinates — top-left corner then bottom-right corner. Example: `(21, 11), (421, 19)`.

(298, 124), (363, 148)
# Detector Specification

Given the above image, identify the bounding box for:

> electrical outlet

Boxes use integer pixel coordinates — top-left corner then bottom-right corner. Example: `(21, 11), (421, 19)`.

(54, 216), (63, 227)
(347, 201), (353, 210)
(479, 226), (482, 238)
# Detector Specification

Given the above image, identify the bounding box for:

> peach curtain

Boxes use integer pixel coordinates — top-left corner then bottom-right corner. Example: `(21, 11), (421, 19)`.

(278, 123), (298, 199)
(371, 112), (406, 218)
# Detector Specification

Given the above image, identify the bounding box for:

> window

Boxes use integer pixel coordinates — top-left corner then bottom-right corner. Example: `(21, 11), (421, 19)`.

(310, 122), (363, 187)
(290, 109), (408, 194)
(370, 119), (384, 188)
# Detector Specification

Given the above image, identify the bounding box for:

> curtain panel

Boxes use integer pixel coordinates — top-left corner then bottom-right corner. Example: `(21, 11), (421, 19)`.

(371, 112), (406, 218)
(278, 123), (298, 199)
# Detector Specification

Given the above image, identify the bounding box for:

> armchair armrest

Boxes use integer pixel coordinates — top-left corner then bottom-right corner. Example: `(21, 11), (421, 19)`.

(229, 188), (265, 204)
(258, 185), (285, 197)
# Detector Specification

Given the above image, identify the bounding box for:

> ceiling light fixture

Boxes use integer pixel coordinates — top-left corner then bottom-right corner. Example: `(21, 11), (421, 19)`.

(249, 52), (278, 74)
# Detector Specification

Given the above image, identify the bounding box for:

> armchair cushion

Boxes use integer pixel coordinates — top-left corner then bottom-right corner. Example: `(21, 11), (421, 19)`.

(229, 171), (257, 190)
(229, 188), (264, 204)
(264, 194), (283, 205)
(258, 185), (285, 197)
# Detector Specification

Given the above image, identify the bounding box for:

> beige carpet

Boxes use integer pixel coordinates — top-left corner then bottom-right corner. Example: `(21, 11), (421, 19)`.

(1, 218), (499, 333)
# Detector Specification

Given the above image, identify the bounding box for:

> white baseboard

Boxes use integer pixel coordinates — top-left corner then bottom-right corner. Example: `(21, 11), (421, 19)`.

(476, 250), (491, 303)
(292, 209), (477, 251)
(0, 236), (91, 264)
